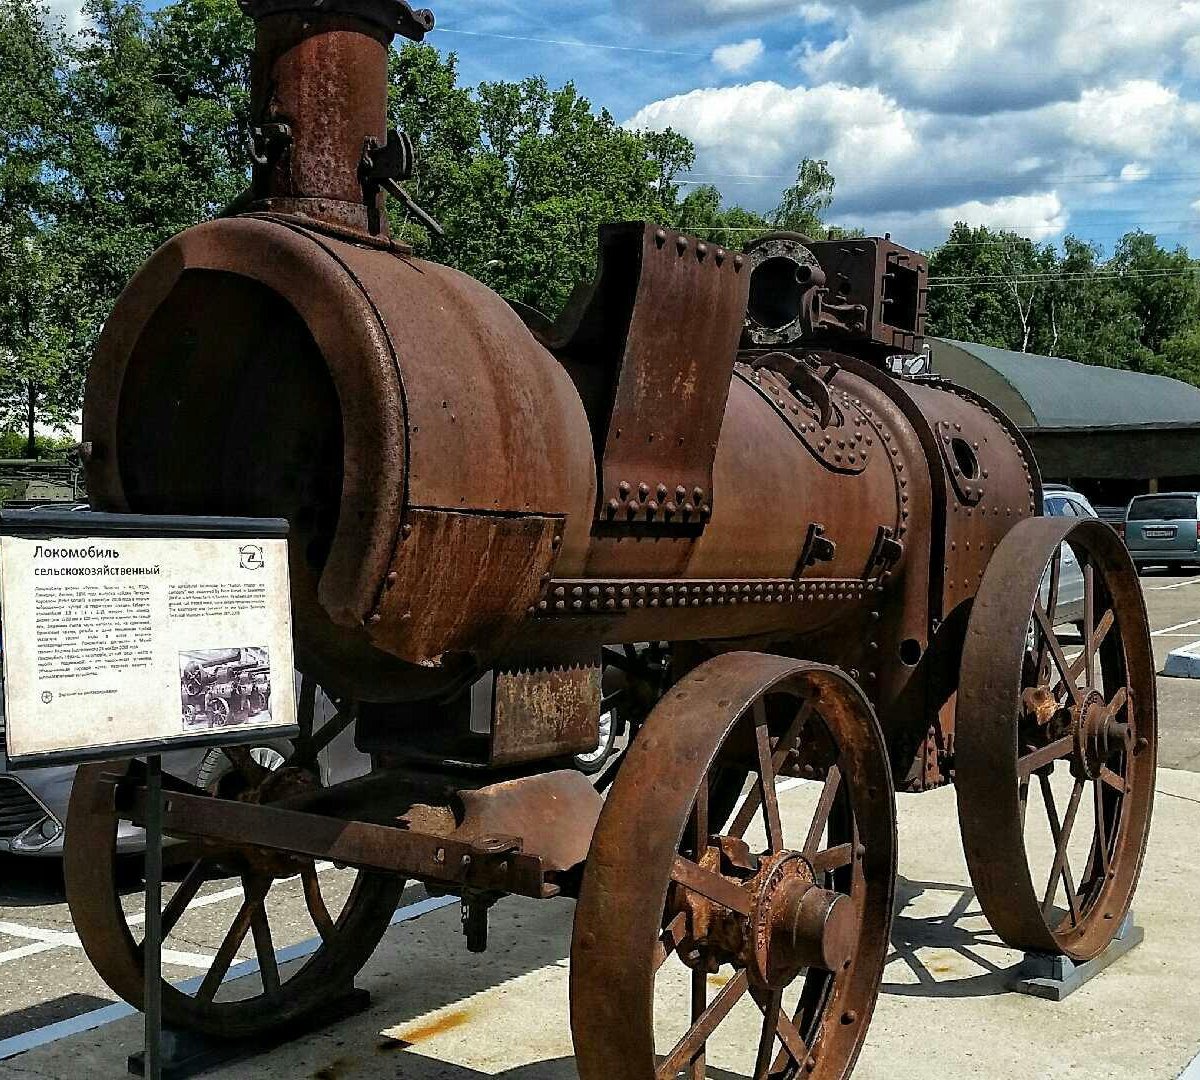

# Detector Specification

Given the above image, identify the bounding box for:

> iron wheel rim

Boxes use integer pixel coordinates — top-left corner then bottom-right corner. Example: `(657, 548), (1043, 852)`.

(957, 517), (1157, 961)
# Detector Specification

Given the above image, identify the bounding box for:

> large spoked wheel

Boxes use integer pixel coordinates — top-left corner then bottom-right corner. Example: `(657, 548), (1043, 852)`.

(957, 518), (1157, 962)
(571, 653), (896, 1080)
(64, 687), (404, 1039)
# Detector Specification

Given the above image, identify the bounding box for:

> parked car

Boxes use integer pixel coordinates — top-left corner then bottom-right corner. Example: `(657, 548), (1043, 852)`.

(0, 660), (370, 857)
(1125, 492), (1200, 573)
(1040, 484), (1100, 629)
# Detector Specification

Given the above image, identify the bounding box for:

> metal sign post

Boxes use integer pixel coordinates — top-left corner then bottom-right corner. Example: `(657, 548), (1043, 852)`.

(143, 755), (163, 1080)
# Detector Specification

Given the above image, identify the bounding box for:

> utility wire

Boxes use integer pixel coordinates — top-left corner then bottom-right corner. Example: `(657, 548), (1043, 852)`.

(435, 28), (702, 58)
(928, 267), (1200, 287)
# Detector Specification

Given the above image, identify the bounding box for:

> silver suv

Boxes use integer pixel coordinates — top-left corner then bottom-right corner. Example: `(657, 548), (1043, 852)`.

(1125, 492), (1200, 573)
(1041, 484), (1099, 629)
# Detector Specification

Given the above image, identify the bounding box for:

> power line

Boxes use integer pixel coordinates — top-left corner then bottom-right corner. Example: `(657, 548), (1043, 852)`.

(434, 28), (702, 58)
(676, 173), (1200, 189)
(928, 267), (1200, 288)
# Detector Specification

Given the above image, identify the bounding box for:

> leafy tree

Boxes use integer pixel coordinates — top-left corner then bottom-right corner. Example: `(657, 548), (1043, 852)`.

(0, 0), (72, 454)
(389, 45), (696, 315)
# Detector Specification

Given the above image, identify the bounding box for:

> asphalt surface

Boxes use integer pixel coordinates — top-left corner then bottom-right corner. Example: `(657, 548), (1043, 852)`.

(0, 570), (1197, 1075)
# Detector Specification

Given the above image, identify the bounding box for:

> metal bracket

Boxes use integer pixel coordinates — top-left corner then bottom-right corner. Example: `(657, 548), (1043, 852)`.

(867, 525), (904, 577)
(249, 122), (292, 167)
(797, 523), (837, 573)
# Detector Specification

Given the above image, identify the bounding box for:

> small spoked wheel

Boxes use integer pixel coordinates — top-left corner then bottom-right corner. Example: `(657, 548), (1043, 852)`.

(571, 653), (896, 1080)
(64, 688), (403, 1038)
(957, 518), (1157, 962)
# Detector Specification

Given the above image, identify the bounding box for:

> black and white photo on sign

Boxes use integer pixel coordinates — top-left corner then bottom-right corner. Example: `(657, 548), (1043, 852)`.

(179, 647), (272, 731)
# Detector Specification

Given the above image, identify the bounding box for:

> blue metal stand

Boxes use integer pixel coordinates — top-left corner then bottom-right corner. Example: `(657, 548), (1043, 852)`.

(1006, 912), (1144, 1001)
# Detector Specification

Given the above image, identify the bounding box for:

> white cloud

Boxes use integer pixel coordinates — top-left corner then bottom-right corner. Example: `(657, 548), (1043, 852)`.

(712, 38), (766, 74)
(800, 0), (1200, 114)
(1120, 163), (1151, 182)
(626, 73), (1196, 247)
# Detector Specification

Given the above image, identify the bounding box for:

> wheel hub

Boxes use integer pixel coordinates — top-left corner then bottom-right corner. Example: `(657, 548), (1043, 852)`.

(745, 851), (855, 988)
(1073, 689), (1130, 779)
(673, 845), (855, 989)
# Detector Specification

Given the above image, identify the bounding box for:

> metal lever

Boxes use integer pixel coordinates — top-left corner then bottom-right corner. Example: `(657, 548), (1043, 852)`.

(380, 176), (445, 238)
(361, 130), (445, 237)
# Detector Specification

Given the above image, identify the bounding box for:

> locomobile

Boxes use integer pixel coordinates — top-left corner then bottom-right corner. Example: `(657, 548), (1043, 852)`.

(63, 0), (1156, 1075)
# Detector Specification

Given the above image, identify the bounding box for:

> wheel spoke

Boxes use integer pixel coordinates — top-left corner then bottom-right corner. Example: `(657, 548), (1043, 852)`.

(301, 863), (335, 943)
(755, 708), (784, 853)
(689, 968), (707, 1080)
(196, 877), (269, 1002)
(691, 773), (710, 861)
(1100, 766), (1125, 792)
(727, 702), (812, 840)
(803, 766), (842, 858)
(1037, 550), (1063, 677)
(1018, 736), (1073, 777)
(250, 898), (280, 995)
(1108, 686), (1129, 718)
(655, 971), (748, 1080)
(1083, 562), (1096, 690)
(1042, 779), (1084, 917)
(671, 856), (752, 916)
(291, 703), (357, 769)
(1063, 609), (1115, 689)
(654, 911), (688, 971)
(1034, 604), (1085, 706)
(221, 745), (269, 784)
(157, 860), (210, 940)
(752, 988), (783, 1080)
(773, 1010), (809, 1069)
(1038, 774), (1081, 924)
(810, 843), (853, 876)
(1093, 780), (1112, 878)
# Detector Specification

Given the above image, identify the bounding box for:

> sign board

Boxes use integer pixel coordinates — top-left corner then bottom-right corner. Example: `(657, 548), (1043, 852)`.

(0, 512), (298, 767)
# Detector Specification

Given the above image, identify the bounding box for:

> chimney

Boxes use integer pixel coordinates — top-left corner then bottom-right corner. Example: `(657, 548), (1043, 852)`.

(239, 0), (434, 236)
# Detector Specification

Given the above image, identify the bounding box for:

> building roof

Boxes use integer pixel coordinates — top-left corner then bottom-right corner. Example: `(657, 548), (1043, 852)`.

(931, 339), (1200, 431)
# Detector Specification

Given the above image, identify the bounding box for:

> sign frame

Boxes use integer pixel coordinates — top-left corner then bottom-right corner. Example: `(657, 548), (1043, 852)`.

(0, 510), (299, 769)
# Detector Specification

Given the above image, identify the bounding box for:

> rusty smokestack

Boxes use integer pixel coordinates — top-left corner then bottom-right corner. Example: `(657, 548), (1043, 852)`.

(239, 0), (434, 236)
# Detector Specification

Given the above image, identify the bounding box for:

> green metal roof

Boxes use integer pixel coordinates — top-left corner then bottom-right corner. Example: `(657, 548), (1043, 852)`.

(931, 339), (1200, 431)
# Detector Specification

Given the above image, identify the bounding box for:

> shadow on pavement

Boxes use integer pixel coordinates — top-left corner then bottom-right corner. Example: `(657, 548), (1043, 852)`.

(881, 875), (1019, 999)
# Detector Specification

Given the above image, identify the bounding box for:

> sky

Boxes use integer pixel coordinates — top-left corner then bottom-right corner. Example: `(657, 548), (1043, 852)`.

(409, 0), (1200, 256)
(45, 0), (1200, 256)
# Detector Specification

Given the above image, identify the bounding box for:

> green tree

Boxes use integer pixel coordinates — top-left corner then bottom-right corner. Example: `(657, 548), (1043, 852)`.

(388, 45), (697, 316)
(0, 0), (73, 454)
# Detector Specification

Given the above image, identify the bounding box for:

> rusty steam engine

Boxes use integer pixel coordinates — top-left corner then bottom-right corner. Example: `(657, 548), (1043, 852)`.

(62, 1), (1158, 1076)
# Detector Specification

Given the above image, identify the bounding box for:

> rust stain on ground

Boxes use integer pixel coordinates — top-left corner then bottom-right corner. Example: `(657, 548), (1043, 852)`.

(384, 1007), (472, 1050)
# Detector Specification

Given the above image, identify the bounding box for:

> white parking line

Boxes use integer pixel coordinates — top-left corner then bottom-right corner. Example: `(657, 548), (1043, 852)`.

(0, 920), (216, 970)
(1153, 618), (1200, 637)
(0, 893), (458, 1062)
(1148, 578), (1200, 591)
(0, 941), (58, 964)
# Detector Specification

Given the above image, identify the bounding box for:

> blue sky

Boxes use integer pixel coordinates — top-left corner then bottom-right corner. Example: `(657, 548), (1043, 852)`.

(413, 0), (1200, 256)
(53, 0), (1200, 255)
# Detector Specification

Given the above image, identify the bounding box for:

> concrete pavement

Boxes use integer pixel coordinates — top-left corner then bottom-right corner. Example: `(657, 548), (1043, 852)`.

(1, 767), (1197, 1080)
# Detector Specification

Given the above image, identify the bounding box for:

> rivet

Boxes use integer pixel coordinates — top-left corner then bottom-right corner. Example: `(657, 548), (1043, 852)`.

(734, 254), (745, 270)
(676, 236), (689, 255)
(619, 480), (632, 498)
(696, 242), (708, 259)
(639, 482), (650, 499)
(387, 572), (399, 586)
(655, 228), (667, 246)
(401, 523), (413, 539)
